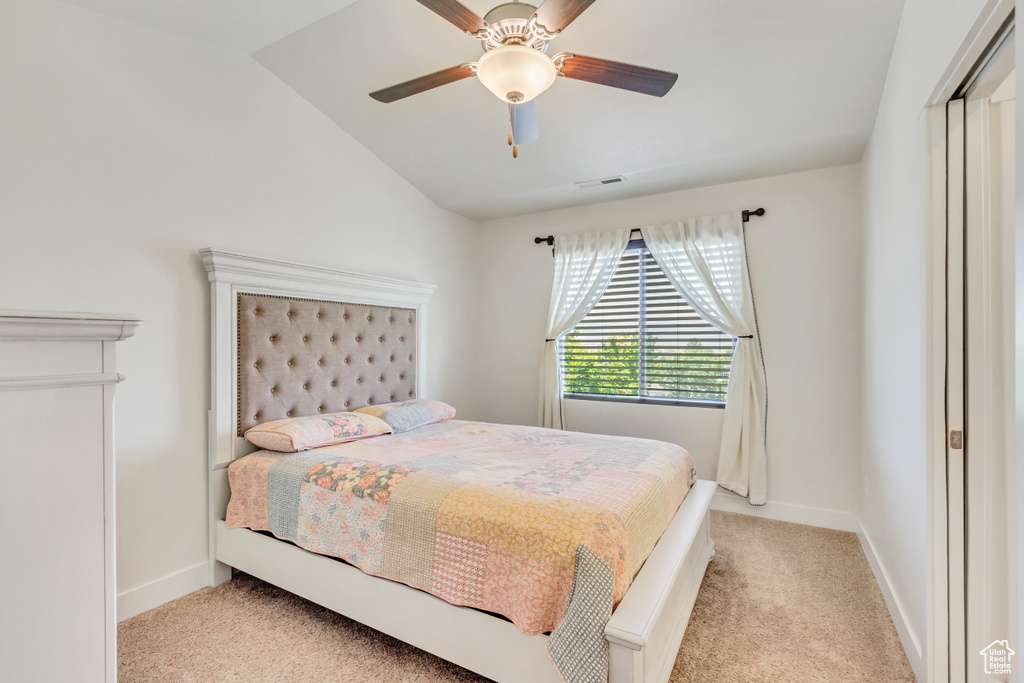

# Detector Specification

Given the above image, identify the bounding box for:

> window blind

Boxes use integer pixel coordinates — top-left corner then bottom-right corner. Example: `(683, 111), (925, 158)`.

(560, 242), (734, 404)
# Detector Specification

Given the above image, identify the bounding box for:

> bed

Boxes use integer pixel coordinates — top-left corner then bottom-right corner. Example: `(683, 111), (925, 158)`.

(201, 248), (715, 683)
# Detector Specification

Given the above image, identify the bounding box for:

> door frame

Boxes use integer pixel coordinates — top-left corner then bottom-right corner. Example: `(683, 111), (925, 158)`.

(924, 3), (1016, 682)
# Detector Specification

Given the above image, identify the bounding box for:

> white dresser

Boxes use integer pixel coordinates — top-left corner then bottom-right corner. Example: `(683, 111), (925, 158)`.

(0, 310), (140, 683)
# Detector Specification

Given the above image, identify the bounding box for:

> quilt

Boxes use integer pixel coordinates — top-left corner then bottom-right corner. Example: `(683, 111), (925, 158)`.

(226, 420), (696, 683)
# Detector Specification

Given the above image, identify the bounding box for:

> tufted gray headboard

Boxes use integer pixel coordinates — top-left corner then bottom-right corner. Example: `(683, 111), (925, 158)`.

(236, 293), (417, 435)
(203, 248), (435, 532)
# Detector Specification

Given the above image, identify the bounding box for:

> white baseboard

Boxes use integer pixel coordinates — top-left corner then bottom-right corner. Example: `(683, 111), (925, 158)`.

(857, 522), (924, 682)
(117, 561), (209, 621)
(711, 490), (858, 532)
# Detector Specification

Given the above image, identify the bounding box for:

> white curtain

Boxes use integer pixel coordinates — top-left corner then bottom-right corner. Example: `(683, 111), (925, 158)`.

(641, 213), (767, 505)
(540, 229), (631, 429)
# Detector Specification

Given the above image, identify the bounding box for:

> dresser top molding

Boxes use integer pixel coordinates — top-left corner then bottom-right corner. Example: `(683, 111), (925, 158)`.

(0, 310), (141, 341)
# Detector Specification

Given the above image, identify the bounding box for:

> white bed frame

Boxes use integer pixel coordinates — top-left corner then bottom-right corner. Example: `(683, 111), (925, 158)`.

(201, 248), (715, 683)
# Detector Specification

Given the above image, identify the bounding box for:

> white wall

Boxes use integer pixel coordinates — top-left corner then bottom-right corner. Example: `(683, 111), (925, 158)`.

(860, 0), (995, 677)
(0, 0), (481, 616)
(473, 164), (864, 528)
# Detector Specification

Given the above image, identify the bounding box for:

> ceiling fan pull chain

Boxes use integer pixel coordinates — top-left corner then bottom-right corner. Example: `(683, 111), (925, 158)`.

(513, 144), (519, 159)
(509, 103), (517, 147)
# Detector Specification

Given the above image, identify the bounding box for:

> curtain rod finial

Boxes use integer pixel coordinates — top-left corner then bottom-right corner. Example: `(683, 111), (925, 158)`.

(535, 236), (554, 246)
(742, 208), (765, 223)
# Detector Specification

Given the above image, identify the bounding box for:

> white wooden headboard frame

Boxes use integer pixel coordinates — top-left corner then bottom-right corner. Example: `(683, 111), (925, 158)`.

(200, 248), (435, 585)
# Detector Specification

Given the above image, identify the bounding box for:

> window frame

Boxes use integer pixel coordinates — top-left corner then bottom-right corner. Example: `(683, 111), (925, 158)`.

(560, 237), (733, 410)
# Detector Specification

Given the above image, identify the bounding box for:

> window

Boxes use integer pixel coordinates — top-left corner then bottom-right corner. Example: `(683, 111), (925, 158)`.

(559, 239), (733, 406)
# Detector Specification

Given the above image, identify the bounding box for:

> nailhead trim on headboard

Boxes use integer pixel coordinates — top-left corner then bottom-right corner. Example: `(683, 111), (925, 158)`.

(236, 292), (416, 435)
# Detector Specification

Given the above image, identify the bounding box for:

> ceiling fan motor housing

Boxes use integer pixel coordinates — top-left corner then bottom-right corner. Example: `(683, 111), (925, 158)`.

(480, 2), (554, 52)
(483, 2), (538, 23)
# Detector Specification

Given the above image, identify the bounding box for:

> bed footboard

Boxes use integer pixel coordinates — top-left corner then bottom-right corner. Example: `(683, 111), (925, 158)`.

(605, 479), (715, 683)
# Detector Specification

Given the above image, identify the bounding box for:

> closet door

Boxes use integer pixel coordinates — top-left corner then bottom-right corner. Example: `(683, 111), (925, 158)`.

(962, 42), (1015, 683)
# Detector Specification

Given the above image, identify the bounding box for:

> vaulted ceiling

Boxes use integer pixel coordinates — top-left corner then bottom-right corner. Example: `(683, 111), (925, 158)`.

(58, 0), (905, 221)
(54, 0), (362, 53)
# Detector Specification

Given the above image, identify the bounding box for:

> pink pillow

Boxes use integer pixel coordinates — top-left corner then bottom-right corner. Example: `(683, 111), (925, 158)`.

(244, 411), (392, 452)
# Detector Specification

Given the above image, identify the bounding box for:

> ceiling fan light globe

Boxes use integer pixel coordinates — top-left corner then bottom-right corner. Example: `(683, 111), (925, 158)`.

(476, 45), (556, 103)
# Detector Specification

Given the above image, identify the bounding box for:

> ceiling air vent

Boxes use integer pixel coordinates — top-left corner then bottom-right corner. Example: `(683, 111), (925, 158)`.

(576, 175), (627, 189)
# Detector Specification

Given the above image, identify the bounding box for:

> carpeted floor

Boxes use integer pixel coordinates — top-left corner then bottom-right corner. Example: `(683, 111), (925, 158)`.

(119, 511), (916, 682)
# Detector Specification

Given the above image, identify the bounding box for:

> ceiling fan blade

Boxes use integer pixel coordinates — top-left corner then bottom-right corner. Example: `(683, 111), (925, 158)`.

(558, 54), (678, 97)
(370, 63), (476, 103)
(533, 0), (596, 33)
(416, 0), (488, 34)
(510, 101), (539, 145)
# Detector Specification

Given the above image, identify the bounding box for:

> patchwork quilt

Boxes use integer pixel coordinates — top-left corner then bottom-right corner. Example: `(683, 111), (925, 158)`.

(226, 420), (696, 683)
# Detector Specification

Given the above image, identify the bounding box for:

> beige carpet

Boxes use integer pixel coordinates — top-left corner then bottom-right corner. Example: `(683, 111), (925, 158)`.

(119, 511), (916, 682)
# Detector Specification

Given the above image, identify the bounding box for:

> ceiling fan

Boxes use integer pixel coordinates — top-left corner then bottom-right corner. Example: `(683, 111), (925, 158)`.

(369, 0), (679, 157)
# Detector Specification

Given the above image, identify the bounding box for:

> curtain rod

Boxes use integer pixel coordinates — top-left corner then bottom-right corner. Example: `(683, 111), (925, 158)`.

(533, 208), (766, 246)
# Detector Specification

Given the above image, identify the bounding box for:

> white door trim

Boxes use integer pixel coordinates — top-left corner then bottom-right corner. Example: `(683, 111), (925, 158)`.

(926, 0), (1015, 107)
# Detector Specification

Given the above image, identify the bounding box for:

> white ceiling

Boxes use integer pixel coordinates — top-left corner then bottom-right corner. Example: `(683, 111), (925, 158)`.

(54, 0), (361, 53)
(254, 0), (905, 220)
(58, 0), (905, 221)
